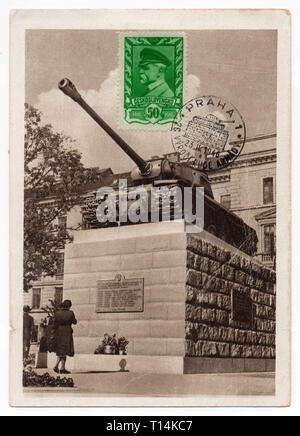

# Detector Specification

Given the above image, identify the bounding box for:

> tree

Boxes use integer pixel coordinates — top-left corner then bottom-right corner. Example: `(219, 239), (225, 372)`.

(24, 103), (98, 291)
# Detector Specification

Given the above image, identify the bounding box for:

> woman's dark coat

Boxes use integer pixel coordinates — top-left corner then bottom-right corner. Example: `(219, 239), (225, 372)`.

(54, 309), (77, 357)
(23, 312), (34, 347)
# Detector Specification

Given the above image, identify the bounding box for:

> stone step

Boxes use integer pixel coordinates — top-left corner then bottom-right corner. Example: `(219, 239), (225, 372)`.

(48, 353), (184, 374)
(47, 354), (276, 374)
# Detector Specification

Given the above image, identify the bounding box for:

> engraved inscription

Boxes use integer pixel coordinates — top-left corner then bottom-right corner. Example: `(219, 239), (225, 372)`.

(96, 274), (144, 313)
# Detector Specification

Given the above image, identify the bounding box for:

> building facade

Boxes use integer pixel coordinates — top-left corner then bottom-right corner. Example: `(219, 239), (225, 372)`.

(23, 204), (83, 343)
(209, 133), (276, 269)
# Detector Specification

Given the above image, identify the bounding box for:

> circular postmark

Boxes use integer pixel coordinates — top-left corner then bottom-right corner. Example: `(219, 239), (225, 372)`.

(171, 96), (246, 172)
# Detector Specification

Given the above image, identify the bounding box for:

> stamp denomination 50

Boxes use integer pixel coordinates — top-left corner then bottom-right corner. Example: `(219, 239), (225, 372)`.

(123, 35), (184, 126)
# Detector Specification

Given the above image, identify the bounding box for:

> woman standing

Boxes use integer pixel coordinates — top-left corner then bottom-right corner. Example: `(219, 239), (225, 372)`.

(23, 305), (34, 360)
(53, 300), (77, 374)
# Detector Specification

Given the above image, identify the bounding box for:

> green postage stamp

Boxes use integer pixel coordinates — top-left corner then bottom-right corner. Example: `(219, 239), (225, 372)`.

(122, 35), (185, 126)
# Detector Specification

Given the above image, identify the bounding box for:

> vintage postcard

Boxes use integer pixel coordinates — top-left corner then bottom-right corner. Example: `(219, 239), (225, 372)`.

(10, 9), (291, 407)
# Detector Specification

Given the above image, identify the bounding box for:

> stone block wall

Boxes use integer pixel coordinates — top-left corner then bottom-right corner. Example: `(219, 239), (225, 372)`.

(63, 223), (188, 356)
(185, 234), (276, 360)
(62, 221), (276, 366)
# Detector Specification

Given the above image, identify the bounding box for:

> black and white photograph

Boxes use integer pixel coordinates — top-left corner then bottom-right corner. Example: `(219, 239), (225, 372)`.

(8, 8), (291, 408)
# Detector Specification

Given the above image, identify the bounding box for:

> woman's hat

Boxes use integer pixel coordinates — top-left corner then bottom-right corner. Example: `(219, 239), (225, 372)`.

(62, 299), (72, 309)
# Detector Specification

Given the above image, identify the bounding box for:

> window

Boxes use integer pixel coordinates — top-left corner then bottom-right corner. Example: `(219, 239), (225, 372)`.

(55, 287), (63, 305)
(56, 252), (65, 277)
(33, 253), (43, 281)
(32, 288), (41, 310)
(58, 215), (67, 235)
(263, 177), (274, 204)
(31, 325), (38, 343)
(263, 224), (276, 254)
(220, 194), (231, 210)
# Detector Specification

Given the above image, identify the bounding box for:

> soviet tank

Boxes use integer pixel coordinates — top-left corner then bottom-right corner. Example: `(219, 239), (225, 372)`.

(58, 78), (258, 256)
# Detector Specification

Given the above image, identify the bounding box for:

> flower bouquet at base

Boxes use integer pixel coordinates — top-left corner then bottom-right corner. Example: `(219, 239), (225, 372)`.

(117, 337), (129, 355)
(94, 334), (129, 355)
(94, 333), (118, 355)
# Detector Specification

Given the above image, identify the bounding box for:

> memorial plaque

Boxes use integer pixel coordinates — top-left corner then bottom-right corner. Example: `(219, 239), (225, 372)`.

(96, 274), (144, 313)
(231, 290), (253, 324)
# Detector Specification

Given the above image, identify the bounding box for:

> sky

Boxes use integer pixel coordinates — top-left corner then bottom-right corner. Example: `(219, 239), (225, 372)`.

(26, 29), (277, 173)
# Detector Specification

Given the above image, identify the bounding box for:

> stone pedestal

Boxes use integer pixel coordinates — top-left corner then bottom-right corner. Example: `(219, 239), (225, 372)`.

(35, 352), (48, 369)
(55, 220), (275, 374)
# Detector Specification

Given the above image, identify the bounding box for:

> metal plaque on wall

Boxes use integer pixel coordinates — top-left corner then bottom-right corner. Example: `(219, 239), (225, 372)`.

(231, 290), (253, 324)
(96, 274), (144, 313)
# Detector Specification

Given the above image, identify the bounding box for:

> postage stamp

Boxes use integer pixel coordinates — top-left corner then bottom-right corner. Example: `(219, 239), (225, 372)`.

(171, 96), (246, 172)
(122, 35), (184, 126)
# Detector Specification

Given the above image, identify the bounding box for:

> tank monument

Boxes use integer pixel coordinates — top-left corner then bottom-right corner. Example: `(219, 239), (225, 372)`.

(47, 78), (276, 374)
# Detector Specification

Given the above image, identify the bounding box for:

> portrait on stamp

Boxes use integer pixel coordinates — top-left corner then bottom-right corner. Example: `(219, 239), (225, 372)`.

(123, 36), (184, 125)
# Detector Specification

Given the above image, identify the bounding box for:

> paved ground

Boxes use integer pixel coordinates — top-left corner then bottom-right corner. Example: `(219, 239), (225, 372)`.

(25, 369), (275, 397)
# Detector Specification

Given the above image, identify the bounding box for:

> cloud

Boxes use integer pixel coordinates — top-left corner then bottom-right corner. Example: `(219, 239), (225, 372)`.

(186, 74), (201, 101)
(36, 70), (201, 173)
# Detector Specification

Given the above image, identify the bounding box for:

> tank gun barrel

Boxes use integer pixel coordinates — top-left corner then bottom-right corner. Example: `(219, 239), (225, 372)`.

(58, 78), (150, 175)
